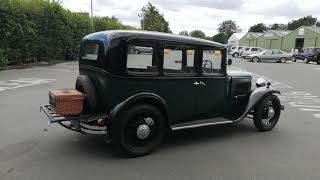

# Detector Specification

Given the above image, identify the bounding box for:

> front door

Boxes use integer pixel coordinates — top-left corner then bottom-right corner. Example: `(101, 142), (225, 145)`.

(196, 48), (227, 119)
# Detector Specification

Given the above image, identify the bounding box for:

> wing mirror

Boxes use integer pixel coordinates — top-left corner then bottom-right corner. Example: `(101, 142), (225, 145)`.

(227, 59), (232, 65)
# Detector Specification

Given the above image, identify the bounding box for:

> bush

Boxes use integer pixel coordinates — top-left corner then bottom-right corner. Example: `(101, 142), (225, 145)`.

(0, 0), (134, 65)
(0, 49), (8, 70)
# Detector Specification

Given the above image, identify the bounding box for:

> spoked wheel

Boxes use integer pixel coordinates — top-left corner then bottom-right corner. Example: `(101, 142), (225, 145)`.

(253, 95), (281, 132)
(111, 104), (166, 157)
(280, 57), (287, 63)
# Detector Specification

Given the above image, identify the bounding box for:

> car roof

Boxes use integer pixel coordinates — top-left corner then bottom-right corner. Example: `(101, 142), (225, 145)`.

(83, 30), (225, 48)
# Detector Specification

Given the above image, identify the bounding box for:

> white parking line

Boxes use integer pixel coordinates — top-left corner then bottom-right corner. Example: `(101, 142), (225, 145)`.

(0, 78), (56, 92)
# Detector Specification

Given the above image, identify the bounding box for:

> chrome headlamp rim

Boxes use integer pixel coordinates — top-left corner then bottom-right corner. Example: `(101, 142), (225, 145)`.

(256, 78), (267, 88)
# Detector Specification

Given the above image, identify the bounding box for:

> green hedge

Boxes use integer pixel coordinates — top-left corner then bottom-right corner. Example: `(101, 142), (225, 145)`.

(0, 0), (134, 67)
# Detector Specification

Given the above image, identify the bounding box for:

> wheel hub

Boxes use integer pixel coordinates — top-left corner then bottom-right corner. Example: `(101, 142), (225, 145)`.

(268, 108), (275, 119)
(137, 124), (150, 139)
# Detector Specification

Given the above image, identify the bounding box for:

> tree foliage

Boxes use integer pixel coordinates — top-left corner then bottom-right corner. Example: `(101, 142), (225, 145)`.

(217, 20), (240, 43)
(190, 30), (206, 39)
(0, 0), (133, 68)
(139, 2), (171, 33)
(211, 33), (225, 44)
(249, 23), (268, 33)
(288, 16), (319, 30)
(179, 30), (189, 36)
(269, 23), (288, 31)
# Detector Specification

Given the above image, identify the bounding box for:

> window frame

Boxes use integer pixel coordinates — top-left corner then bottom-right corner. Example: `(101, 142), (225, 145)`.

(80, 40), (105, 68)
(161, 41), (198, 77)
(124, 39), (161, 77)
(200, 46), (226, 77)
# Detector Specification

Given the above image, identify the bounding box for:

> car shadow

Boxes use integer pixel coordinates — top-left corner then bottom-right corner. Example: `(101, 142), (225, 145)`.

(56, 120), (259, 159)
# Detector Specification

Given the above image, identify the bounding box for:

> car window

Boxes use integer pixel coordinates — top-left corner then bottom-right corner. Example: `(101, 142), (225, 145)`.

(231, 47), (236, 50)
(82, 42), (99, 61)
(251, 48), (258, 51)
(202, 49), (222, 75)
(264, 50), (272, 55)
(273, 50), (283, 54)
(315, 49), (320, 53)
(126, 45), (156, 73)
(238, 47), (243, 50)
(245, 48), (250, 51)
(163, 44), (195, 74)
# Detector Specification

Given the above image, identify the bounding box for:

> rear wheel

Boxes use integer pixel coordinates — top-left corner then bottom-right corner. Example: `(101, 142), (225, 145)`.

(253, 56), (259, 63)
(292, 57), (296, 62)
(111, 104), (167, 157)
(304, 58), (309, 64)
(280, 57), (287, 63)
(253, 95), (281, 132)
(233, 53), (239, 58)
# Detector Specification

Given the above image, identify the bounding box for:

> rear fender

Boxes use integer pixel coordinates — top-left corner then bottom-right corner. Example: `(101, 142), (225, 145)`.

(109, 92), (169, 125)
(234, 87), (281, 122)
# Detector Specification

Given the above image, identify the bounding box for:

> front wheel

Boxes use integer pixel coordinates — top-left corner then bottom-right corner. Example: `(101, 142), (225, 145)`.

(233, 53), (239, 58)
(280, 57), (287, 63)
(111, 104), (167, 157)
(253, 95), (281, 132)
(253, 56), (259, 63)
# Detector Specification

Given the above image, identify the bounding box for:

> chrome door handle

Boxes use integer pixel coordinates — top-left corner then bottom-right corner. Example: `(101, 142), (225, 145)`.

(200, 81), (206, 86)
(193, 81), (200, 85)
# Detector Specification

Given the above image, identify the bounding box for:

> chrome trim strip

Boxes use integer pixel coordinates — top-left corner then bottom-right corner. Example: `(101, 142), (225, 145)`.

(81, 128), (107, 135)
(172, 120), (234, 131)
(80, 123), (107, 131)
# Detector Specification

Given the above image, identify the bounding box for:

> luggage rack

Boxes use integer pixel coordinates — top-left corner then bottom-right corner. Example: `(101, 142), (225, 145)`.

(40, 105), (108, 135)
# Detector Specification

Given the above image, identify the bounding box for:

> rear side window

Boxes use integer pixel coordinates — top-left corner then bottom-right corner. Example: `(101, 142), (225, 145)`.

(163, 44), (195, 74)
(82, 42), (99, 61)
(251, 48), (258, 51)
(126, 44), (156, 74)
(231, 47), (236, 50)
(245, 48), (250, 51)
(238, 47), (243, 50)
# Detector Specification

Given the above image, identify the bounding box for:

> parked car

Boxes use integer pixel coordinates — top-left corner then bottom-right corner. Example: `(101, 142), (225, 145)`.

(41, 30), (284, 157)
(228, 46), (246, 57)
(129, 46), (153, 54)
(293, 48), (320, 64)
(240, 47), (264, 59)
(247, 49), (293, 63)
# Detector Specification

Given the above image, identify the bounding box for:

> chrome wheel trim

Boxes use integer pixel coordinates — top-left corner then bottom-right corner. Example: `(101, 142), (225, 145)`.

(136, 124), (150, 139)
(262, 101), (275, 127)
(253, 57), (258, 62)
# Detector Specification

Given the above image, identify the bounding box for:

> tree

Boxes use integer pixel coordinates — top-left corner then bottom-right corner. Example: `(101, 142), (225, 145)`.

(217, 20), (241, 43)
(211, 33), (225, 44)
(179, 30), (189, 36)
(139, 2), (171, 33)
(269, 23), (288, 31)
(190, 30), (206, 39)
(249, 23), (268, 32)
(288, 16), (320, 30)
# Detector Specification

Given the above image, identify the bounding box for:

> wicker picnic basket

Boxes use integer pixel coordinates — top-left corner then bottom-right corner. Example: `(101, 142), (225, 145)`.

(49, 89), (84, 116)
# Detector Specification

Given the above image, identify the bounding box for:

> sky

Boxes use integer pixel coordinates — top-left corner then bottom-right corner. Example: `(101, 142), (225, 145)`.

(61, 0), (320, 36)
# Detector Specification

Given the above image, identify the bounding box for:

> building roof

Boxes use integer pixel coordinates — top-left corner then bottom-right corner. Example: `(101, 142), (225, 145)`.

(270, 30), (292, 37)
(250, 32), (263, 38)
(228, 33), (246, 41)
(83, 30), (225, 48)
(304, 26), (320, 34)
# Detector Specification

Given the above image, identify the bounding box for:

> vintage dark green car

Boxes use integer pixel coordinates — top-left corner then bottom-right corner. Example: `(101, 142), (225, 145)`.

(41, 30), (284, 156)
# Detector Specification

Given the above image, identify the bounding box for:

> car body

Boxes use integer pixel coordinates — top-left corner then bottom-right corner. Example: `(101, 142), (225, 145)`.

(228, 46), (246, 57)
(41, 30), (284, 156)
(247, 49), (293, 63)
(293, 48), (320, 64)
(240, 47), (264, 59)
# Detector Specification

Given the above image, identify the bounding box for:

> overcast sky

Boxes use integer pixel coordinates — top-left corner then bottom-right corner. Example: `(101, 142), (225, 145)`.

(61, 0), (320, 36)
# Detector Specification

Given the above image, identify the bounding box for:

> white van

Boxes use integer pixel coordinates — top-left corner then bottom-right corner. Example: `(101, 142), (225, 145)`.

(228, 46), (246, 57)
(240, 47), (264, 59)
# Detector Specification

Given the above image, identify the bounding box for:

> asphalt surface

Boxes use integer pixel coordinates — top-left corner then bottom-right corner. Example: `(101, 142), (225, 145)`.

(1, 59), (320, 180)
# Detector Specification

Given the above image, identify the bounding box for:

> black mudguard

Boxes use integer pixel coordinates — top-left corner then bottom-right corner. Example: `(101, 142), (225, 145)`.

(234, 87), (281, 122)
(109, 92), (168, 123)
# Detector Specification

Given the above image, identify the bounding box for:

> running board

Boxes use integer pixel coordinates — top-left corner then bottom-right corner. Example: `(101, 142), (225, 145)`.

(171, 118), (234, 131)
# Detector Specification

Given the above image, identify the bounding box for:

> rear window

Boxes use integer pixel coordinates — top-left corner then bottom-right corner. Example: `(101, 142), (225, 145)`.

(82, 42), (99, 61)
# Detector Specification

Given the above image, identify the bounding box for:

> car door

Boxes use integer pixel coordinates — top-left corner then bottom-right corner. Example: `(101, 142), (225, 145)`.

(158, 42), (199, 124)
(195, 48), (227, 120)
(261, 50), (272, 61)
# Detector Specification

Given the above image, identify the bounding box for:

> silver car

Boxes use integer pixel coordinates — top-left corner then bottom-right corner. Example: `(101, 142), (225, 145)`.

(246, 49), (293, 63)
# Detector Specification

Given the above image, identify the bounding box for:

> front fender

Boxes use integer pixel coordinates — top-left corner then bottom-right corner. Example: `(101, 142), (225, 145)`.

(235, 87), (281, 122)
(109, 92), (169, 123)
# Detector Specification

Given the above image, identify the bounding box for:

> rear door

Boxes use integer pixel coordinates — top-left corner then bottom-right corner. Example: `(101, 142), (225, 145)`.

(195, 47), (227, 119)
(158, 42), (199, 124)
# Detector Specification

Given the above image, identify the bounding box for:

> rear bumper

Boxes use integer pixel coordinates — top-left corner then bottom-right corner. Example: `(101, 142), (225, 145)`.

(40, 105), (108, 135)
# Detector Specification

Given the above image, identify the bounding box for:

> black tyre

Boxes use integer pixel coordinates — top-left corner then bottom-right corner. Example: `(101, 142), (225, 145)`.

(253, 95), (281, 132)
(253, 56), (259, 63)
(111, 104), (167, 157)
(75, 75), (97, 113)
(317, 61), (320, 65)
(280, 57), (287, 63)
(134, 49), (140, 54)
(292, 57), (296, 62)
(233, 53), (239, 58)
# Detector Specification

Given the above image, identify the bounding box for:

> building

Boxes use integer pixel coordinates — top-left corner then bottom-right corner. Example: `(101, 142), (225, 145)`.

(282, 26), (320, 52)
(239, 32), (263, 47)
(257, 30), (291, 50)
(227, 33), (246, 46)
